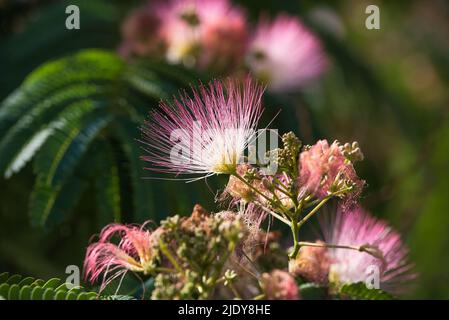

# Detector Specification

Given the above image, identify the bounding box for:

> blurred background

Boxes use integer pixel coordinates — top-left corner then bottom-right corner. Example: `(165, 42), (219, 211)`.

(0, 0), (448, 299)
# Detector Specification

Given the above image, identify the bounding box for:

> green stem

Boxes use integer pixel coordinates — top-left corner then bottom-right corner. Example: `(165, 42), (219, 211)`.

(232, 173), (273, 204)
(289, 216), (300, 260)
(297, 197), (330, 229)
(233, 173), (292, 220)
(228, 282), (242, 299)
(254, 201), (291, 225)
(154, 267), (178, 274)
(158, 240), (183, 274)
(297, 241), (360, 251)
(296, 241), (385, 263)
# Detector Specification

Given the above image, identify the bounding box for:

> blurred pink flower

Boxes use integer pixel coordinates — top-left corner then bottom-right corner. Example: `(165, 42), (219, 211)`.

(246, 14), (327, 92)
(118, 3), (164, 58)
(298, 140), (364, 205)
(322, 207), (415, 293)
(84, 223), (155, 290)
(156, 0), (247, 70)
(141, 77), (264, 180)
(261, 269), (300, 300)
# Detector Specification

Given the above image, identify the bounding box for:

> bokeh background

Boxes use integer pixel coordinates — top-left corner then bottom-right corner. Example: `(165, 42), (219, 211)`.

(1, 0), (448, 299)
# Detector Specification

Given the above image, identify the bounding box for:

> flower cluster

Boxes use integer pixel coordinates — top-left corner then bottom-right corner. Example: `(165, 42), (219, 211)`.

(84, 204), (293, 299)
(119, 0), (327, 92)
(84, 76), (415, 299)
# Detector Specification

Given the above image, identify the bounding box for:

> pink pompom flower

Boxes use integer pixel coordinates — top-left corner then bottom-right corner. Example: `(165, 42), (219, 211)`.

(298, 140), (364, 205)
(321, 207), (415, 294)
(141, 77), (264, 181)
(84, 223), (155, 290)
(246, 14), (327, 92)
(156, 0), (247, 69)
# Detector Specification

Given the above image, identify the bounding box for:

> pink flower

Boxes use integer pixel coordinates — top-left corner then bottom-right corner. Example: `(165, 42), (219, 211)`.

(246, 14), (327, 92)
(118, 3), (164, 58)
(156, 0), (247, 70)
(261, 270), (300, 300)
(322, 207), (415, 293)
(298, 140), (364, 205)
(141, 77), (264, 180)
(84, 223), (155, 290)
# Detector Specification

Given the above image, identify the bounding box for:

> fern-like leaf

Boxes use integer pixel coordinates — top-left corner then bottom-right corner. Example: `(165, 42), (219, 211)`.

(339, 282), (395, 300)
(0, 272), (98, 300)
(0, 49), (200, 227)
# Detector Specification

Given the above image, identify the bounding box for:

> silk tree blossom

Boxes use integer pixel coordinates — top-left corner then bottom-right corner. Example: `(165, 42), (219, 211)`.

(246, 14), (327, 92)
(156, 0), (247, 69)
(84, 223), (155, 290)
(141, 78), (264, 181)
(298, 140), (364, 204)
(322, 207), (415, 294)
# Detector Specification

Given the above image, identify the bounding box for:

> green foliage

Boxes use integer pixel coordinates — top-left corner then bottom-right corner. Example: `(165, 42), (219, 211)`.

(298, 282), (327, 300)
(0, 272), (98, 300)
(408, 123), (449, 298)
(339, 282), (395, 300)
(0, 49), (206, 228)
(0, 0), (126, 99)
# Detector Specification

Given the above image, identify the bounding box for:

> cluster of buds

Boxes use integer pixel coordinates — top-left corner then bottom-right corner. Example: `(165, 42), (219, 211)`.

(267, 132), (302, 175)
(150, 205), (244, 299)
(340, 141), (364, 163)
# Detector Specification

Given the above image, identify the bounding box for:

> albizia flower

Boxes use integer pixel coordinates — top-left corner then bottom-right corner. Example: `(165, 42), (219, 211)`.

(84, 223), (155, 290)
(298, 140), (364, 204)
(261, 270), (300, 300)
(322, 207), (415, 294)
(246, 14), (327, 92)
(141, 78), (264, 180)
(156, 0), (247, 69)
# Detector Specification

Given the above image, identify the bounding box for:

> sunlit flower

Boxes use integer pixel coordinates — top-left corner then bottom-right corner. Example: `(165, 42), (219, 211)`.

(84, 223), (155, 290)
(246, 14), (327, 92)
(261, 269), (300, 300)
(298, 140), (364, 204)
(322, 207), (415, 293)
(141, 77), (264, 181)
